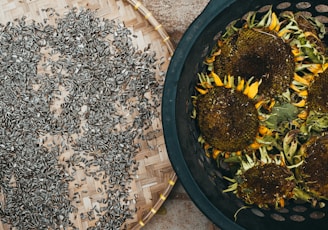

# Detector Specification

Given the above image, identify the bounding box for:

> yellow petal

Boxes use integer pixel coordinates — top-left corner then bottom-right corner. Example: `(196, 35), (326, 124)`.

(293, 73), (310, 86)
(274, 21), (281, 32)
(212, 49), (221, 56)
(195, 87), (208, 95)
(268, 99), (275, 110)
(204, 143), (211, 158)
(255, 100), (265, 109)
(278, 29), (292, 37)
(249, 141), (261, 150)
(324, 63), (328, 71)
(210, 71), (224, 86)
(225, 75), (233, 88)
(298, 90), (308, 97)
(268, 12), (279, 31)
(236, 78), (245, 92)
(307, 64), (324, 74)
(259, 125), (272, 136)
(205, 56), (215, 64)
(304, 31), (319, 40)
(303, 74), (315, 83)
(258, 115), (266, 121)
(247, 81), (259, 99)
(279, 198), (285, 208)
(224, 152), (231, 159)
(293, 99), (306, 107)
(212, 149), (221, 159)
(291, 46), (301, 56)
(298, 110), (308, 120)
(203, 82), (213, 89)
(290, 83), (300, 93)
(294, 56), (305, 62)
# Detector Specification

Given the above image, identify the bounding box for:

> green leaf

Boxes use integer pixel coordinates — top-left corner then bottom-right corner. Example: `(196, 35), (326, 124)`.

(265, 103), (299, 130)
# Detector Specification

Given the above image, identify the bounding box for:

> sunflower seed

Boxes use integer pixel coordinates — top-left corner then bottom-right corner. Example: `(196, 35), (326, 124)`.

(0, 6), (164, 230)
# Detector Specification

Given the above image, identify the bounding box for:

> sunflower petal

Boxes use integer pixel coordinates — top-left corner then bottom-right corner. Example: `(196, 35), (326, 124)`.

(236, 78), (245, 91)
(307, 64), (324, 74)
(293, 73), (310, 86)
(210, 71), (224, 86)
(268, 12), (279, 31)
(259, 125), (272, 136)
(278, 29), (292, 38)
(247, 81), (260, 99)
(298, 90), (308, 97)
(298, 110), (308, 120)
(225, 75), (234, 88)
(212, 149), (221, 159)
(293, 99), (306, 107)
(195, 87), (208, 95)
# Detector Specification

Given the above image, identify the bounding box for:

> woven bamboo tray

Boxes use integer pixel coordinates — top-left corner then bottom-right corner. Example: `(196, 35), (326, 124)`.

(0, 0), (176, 229)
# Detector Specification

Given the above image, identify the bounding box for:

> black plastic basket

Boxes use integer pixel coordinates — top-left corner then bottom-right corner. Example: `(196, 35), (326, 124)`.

(162, 1), (328, 230)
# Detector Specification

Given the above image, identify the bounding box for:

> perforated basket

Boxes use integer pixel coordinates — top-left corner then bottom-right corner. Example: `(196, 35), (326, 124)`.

(162, 1), (328, 230)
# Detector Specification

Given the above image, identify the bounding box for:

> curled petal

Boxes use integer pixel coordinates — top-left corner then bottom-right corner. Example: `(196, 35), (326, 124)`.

(298, 110), (308, 120)
(293, 99), (306, 107)
(268, 12), (279, 31)
(195, 87), (208, 95)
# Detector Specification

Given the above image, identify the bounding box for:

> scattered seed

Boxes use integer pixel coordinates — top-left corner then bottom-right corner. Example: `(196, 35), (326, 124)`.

(0, 6), (164, 230)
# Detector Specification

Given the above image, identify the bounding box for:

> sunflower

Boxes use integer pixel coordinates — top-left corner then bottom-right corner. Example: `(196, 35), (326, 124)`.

(307, 70), (328, 112)
(213, 28), (294, 98)
(223, 147), (296, 209)
(206, 9), (327, 102)
(283, 11), (328, 120)
(295, 135), (328, 200)
(196, 83), (259, 152)
(206, 9), (296, 99)
(297, 68), (328, 134)
(192, 72), (273, 159)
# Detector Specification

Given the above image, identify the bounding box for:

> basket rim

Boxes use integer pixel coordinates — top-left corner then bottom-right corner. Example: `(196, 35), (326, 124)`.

(125, 0), (177, 229)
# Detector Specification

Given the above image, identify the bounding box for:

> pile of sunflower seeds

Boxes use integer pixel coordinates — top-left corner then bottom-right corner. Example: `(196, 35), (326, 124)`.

(0, 7), (164, 230)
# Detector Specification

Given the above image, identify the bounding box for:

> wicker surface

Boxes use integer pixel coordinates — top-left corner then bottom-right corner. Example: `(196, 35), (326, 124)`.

(0, 0), (176, 229)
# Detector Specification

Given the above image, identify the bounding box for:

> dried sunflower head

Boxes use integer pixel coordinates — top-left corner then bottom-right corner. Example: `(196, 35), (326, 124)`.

(196, 86), (259, 152)
(296, 135), (328, 199)
(213, 28), (295, 98)
(192, 72), (273, 159)
(224, 148), (296, 209)
(298, 69), (328, 133)
(307, 69), (328, 113)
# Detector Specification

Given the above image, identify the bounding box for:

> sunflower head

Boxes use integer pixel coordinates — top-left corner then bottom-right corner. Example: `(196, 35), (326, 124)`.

(192, 72), (273, 159)
(296, 69), (328, 133)
(224, 148), (296, 209)
(297, 135), (328, 199)
(213, 28), (295, 98)
(196, 86), (259, 152)
(307, 69), (328, 113)
(294, 13), (327, 55)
